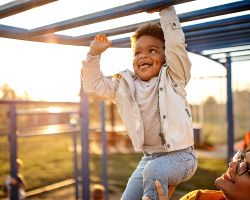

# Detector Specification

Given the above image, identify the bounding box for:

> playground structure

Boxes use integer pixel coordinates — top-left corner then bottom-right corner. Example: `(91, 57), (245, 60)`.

(1, 0), (250, 199)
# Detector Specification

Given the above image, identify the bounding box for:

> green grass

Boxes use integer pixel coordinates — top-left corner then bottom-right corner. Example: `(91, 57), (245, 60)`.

(177, 158), (227, 193)
(0, 134), (74, 197)
(0, 134), (227, 198)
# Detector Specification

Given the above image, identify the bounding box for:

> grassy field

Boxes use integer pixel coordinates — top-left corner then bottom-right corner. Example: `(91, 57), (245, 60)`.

(0, 133), (227, 198)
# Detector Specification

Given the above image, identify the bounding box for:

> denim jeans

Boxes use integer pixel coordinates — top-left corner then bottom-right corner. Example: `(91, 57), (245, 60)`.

(121, 147), (197, 200)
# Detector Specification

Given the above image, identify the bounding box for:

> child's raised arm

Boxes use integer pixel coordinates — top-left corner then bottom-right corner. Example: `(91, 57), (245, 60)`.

(89, 34), (112, 56)
(160, 6), (191, 88)
(147, 6), (191, 89)
(81, 34), (118, 100)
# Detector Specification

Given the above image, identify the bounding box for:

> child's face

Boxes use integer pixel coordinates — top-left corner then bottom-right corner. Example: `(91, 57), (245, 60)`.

(132, 35), (165, 81)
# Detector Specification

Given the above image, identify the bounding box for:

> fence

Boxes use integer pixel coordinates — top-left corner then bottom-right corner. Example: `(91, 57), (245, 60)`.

(0, 99), (114, 200)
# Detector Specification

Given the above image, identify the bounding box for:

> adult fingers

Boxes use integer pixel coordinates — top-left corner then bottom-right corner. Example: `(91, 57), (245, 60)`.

(155, 181), (167, 200)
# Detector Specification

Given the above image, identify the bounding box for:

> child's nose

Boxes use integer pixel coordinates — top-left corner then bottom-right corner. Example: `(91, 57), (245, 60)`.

(229, 161), (237, 171)
(140, 52), (149, 58)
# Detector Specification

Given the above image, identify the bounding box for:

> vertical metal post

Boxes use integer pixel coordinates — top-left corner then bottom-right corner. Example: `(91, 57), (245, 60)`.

(73, 130), (79, 200)
(225, 56), (234, 163)
(110, 103), (115, 132)
(70, 117), (79, 200)
(80, 78), (90, 200)
(8, 103), (18, 200)
(100, 101), (109, 200)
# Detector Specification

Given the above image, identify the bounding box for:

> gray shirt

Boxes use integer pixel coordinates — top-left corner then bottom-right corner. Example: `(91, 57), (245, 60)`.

(135, 77), (166, 152)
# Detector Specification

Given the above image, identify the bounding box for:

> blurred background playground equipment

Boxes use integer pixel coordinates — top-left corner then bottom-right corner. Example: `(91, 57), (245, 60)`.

(0, 0), (250, 199)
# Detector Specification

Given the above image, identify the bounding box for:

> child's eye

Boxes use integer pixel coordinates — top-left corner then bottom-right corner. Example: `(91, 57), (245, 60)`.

(134, 51), (141, 56)
(150, 49), (157, 54)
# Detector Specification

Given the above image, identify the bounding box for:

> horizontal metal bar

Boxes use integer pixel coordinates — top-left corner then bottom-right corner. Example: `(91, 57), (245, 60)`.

(28, 0), (194, 37)
(77, 14), (250, 45)
(1, 0), (250, 59)
(17, 130), (78, 137)
(94, 29), (250, 49)
(2, 1), (250, 47)
(25, 179), (75, 197)
(216, 55), (250, 63)
(183, 14), (250, 33)
(76, 19), (158, 42)
(186, 22), (250, 39)
(210, 50), (250, 59)
(188, 32), (250, 46)
(111, 37), (130, 48)
(0, 99), (79, 105)
(231, 55), (250, 62)
(17, 109), (78, 115)
(76, 8), (250, 43)
(188, 37), (250, 52)
(41, 0), (250, 44)
(0, 24), (83, 45)
(199, 45), (250, 55)
(186, 28), (250, 43)
(178, 0), (250, 23)
(0, 0), (58, 19)
(0, 133), (8, 137)
(29, 0), (250, 37)
(192, 75), (226, 80)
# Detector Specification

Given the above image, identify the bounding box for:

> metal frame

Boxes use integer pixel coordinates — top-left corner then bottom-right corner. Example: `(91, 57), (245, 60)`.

(0, 0), (58, 18)
(1, 0), (250, 199)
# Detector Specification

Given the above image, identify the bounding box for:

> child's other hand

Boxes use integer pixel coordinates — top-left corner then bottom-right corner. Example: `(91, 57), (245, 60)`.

(146, 7), (163, 13)
(89, 34), (112, 56)
(146, 5), (173, 13)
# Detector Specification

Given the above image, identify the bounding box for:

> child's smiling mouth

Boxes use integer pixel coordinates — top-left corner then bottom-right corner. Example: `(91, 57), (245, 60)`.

(139, 61), (153, 70)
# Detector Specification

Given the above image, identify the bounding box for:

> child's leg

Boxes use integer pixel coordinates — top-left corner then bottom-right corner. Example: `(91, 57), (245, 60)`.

(121, 175), (143, 200)
(142, 148), (197, 200)
(121, 156), (150, 200)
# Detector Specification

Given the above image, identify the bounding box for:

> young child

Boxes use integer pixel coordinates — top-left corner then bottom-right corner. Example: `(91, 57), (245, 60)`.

(3, 159), (26, 200)
(92, 184), (105, 200)
(81, 5), (197, 200)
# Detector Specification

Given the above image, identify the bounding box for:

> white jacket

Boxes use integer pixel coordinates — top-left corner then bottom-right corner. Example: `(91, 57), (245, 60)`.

(81, 6), (193, 152)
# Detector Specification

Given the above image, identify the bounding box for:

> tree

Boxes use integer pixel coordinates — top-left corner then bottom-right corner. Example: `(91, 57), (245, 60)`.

(234, 90), (250, 140)
(0, 83), (17, 100)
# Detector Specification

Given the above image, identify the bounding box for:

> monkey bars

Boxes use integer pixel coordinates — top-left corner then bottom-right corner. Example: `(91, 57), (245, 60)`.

(1, 0), (250, 200)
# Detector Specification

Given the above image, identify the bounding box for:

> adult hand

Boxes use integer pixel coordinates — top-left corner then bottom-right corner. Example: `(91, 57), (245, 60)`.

(155, 181), (168, 200)
(142, 181), (167, 200)
(89, 34), (112, 56)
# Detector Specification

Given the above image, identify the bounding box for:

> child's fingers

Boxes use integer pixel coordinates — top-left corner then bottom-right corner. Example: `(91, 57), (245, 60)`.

(96, 34), (111, 44)
(100, 34), (106, 42)
(107, 39), (112, 47)
(94, 35), (101, 41)
(94, 34), (104, 42)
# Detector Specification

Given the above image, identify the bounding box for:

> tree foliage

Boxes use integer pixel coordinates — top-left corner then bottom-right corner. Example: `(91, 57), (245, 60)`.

(199, 90), (250, 144)
(0, 83), (17, 100)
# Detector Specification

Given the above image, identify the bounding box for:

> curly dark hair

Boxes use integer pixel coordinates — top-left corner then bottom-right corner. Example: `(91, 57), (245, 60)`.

(130, 22), (165, 49)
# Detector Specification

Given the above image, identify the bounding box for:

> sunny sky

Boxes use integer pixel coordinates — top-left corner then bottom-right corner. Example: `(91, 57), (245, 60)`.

(0, 0), (249, 104)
